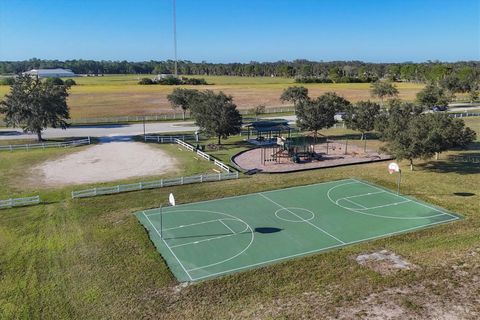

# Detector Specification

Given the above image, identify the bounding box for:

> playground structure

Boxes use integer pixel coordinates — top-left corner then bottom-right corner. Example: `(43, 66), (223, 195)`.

(234, 133), (392, 173)
(261, 135), (319, 164)
(245, 120), (293, 146)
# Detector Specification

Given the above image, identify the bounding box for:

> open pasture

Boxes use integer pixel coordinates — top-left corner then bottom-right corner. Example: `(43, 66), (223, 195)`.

(0, 75), (425, 119)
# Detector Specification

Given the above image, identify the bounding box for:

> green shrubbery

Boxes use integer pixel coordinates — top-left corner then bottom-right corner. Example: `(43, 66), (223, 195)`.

(0, 77), (15, 85)
(64, 79), (77, 86)
(295, 76), (375, 84)
(138, 75), (208, 85)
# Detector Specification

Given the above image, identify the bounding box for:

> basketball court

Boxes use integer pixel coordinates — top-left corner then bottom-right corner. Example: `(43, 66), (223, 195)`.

(136, 178), (460, 282)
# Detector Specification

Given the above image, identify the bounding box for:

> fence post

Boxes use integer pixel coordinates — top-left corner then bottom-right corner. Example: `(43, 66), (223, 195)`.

(181, 177), (184, 185)
(160, 179), (163, 187)
(236, 171), (239, 179)
(94, 188), (97, 196)
(117, 185), (120, 193)
(218, 173), (221, 181)
(139, 182), (143, 190)
(88, 136), (91, 144)
(200, 174), (203, 183)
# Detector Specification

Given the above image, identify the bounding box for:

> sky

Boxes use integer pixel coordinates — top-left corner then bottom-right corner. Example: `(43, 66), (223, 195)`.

(0, 0), (479, 63)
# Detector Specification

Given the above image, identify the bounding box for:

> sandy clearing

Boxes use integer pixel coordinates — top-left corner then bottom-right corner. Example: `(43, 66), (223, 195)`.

(32, 142), (177, 186)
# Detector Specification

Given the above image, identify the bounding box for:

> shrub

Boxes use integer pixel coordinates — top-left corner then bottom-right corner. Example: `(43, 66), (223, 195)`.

(181, 77), (208, 85)
(157, 76), (183, 85)
(44, 77), (64, 85)
(138, 77), (154, 85)
(0, 77), (15, 85)
(64, 79), (77, 86)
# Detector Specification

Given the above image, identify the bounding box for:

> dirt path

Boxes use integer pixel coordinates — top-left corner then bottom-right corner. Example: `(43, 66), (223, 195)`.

(32, 142), (177, 186)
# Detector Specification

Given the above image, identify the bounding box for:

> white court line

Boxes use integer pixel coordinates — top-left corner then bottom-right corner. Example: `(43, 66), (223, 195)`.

(327, 182), (452, 220)
(189, 216), (459, 281)
(169, 231), (241, 248)
(342, 198), (367, 209)
(219, 219), (236, 234)
(357, 200), (411, 210)
(258, 193), (346, 244)
(342, 190), (385, 200)
(142, 212), (193, 281)
(169, 221), (249, 249)
(163, 218), (224, 231)
(143, 178), (355, 215)
(352, 179), (459, 219)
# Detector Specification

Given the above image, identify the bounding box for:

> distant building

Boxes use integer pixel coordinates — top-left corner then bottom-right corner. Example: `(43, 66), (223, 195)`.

(22, 68), (77, 78)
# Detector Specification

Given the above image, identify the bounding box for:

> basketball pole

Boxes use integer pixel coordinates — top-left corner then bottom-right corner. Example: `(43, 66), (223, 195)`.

(160, 204), (163, 238)
(397, 170), (401, 195)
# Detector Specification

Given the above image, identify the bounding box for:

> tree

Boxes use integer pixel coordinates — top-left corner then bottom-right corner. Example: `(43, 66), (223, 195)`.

(44, 77), (64, 86)
(64, 79), (77, 86)
(167, 88), (201, 120)
(280, 86), (309, 111)
(427, 113), (476, 159)
(375, 101), (475, 170)
(0, 75), (70, 141)
(248, 104), (266, 121)
(375, 101), (424, 170)
(296, 92), (350, 143)
(138, 77), (154, 85)
(190, 91), (242, 145)
(416, 82), (453, 109)
(343, 101), (381, 143)
(370, 81), (399, 105)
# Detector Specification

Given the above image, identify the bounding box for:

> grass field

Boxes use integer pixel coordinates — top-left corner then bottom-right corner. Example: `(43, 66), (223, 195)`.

(0, 75), (425, 119)
(0, 142), (217, 199)
(0, 119), (478, 319)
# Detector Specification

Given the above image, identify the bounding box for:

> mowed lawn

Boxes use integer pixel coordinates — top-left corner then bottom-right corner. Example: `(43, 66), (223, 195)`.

(0, 75), (425, 119)
(0, 120), (479, 319)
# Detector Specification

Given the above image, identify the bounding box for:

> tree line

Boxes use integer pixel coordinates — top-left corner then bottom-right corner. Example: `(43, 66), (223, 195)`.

(0, 76), (476, 166)
(1, 58), (478, 84)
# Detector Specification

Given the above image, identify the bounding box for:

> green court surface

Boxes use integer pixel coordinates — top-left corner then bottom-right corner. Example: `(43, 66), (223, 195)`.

(135, 178), (460, 282)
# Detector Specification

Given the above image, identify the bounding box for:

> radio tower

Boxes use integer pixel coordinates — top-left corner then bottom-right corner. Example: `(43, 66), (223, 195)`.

(173, 0), (178, 76)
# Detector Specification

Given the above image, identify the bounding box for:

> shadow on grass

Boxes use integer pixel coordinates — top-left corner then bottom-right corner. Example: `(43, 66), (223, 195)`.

(453, 192), (476, 197)
(416, 160), (480, 175)
(0, 130), (22, 136)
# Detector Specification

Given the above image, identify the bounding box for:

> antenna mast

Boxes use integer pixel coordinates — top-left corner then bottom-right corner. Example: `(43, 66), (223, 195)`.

(173, 0), (178, 76)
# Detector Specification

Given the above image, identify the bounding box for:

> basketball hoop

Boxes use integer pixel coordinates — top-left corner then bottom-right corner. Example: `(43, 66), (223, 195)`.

(169, 193), (176, 207)
(388, 162), (400, 174)
(387, 162), (401, 194)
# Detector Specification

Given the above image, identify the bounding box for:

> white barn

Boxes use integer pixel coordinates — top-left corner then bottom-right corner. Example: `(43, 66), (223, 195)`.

(22, 68), (77, 78)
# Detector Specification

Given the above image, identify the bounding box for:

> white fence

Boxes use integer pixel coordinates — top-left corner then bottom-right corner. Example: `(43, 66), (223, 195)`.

(38, 106), (296, 125)
(449, 155), (480, 163)
(70, 113), (191, 124)
(173, 139), (232, 172)
(0, 137), (91, 152)
(175, 138), (195, 151)
(0, 196), (40, 209)
(144, 135), (233, 172)
(196, 149), (210, 160)
(449, 112), (480, 118)
(144, 134), (196, 143)
(71, 172), (239, 199)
